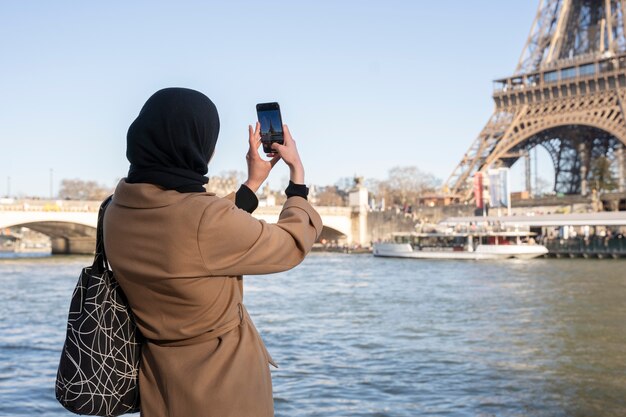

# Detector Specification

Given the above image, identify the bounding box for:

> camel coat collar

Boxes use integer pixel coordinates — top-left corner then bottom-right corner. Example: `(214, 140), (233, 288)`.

(113, 179), (216, 209)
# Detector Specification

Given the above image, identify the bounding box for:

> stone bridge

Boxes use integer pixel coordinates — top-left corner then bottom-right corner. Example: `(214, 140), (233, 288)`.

(0, 198), (367, 254)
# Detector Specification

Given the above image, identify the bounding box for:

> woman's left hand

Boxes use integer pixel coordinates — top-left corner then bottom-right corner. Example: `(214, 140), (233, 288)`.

(244, 122), (281, 192)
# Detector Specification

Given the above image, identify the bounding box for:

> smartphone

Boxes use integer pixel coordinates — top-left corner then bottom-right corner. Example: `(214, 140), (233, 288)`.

(256, 102), (284, 154)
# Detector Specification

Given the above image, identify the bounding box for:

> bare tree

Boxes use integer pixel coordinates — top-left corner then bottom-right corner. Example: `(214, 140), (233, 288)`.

(334, 177), (355, 192)
(383, 166), (441, 205)
(534, 176), (553, 196)
(589, 156), (617, 193)
(58, 179), (113, 200)
(315, 186), (346, 206)
(206, 171), (246, 196)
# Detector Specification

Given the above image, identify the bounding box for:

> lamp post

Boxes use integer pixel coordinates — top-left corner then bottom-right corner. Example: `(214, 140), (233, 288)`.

(49, 169), (54, 199)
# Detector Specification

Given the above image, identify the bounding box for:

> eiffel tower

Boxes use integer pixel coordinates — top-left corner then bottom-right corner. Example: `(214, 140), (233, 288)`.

(446, 0), (626, 201)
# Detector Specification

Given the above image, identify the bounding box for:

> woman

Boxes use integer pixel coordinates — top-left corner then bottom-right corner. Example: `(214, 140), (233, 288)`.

(104, 88), (322, 417)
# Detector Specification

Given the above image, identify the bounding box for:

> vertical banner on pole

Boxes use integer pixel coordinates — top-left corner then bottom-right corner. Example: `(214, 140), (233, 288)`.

(488, 169), (501, 208)
(499, 168), (509, 208)
(473, 172), (483, 208)
(488, 168), (511, 210)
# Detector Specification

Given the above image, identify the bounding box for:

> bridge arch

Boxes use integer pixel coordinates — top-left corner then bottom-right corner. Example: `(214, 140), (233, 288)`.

(486, 121), (625, 195)
(10, 221), (96, 236)
(0, 212), (97, 231)
(317, 225), (347, 243)
(253, 208), (354, 243)
(0, 212), (98, 254)
(3, 221), (97, 255)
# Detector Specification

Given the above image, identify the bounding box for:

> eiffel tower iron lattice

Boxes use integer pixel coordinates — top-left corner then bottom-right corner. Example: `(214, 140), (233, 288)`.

(445, 0), (626, 201)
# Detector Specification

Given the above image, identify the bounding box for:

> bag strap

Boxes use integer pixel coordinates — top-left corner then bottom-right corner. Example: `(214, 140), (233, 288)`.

(93, 195), (114, 273)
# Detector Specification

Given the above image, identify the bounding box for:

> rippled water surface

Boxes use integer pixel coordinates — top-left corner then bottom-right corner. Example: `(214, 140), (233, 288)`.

(1, 254), (626, 416)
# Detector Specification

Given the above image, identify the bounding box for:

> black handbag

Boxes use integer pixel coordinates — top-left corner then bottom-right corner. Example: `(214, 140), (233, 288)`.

(55, 196), (142, 416)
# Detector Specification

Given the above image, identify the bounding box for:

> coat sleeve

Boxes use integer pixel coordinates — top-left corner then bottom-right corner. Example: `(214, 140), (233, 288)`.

(197, 196), (323, 276)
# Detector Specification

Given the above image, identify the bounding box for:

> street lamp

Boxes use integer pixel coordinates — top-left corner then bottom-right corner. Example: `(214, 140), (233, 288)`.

(50, 168), (54, 199)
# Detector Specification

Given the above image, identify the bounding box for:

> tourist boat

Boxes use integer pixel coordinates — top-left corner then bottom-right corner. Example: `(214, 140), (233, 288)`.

(373, 227), (548, 260)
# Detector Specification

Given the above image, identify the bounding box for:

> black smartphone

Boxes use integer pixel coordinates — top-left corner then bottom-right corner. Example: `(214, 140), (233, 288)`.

(256, 102), (284, 154)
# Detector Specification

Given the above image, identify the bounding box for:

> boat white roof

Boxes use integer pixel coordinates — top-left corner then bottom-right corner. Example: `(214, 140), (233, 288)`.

(394, 231), (537, 237)
(441, 212), (626, 227)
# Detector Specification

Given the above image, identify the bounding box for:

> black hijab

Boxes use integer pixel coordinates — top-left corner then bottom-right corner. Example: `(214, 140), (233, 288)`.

(126, 87), (220, 193)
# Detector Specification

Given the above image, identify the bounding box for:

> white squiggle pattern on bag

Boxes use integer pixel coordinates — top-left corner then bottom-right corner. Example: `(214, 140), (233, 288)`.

(56, 265), (141, 417)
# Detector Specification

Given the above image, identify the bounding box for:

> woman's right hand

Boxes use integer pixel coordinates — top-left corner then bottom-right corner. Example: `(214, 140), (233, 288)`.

(244, 122), (281, 192)
(271, 125), (305, 184)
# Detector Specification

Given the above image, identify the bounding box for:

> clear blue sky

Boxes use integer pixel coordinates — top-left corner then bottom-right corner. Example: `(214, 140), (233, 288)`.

(0, 0), (540, 197)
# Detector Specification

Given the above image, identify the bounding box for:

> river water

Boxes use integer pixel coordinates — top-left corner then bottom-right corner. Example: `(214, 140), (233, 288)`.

(1, 253), (625, 417)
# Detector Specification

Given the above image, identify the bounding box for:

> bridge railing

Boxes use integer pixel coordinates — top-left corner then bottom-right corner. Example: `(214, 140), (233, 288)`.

(0, 200), (101, 212)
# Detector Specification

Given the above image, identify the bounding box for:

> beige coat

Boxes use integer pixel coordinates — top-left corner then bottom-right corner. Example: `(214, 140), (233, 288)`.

(103, 180), (322, 417)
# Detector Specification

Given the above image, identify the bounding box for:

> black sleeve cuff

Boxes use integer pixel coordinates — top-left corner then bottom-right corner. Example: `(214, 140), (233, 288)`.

(235, 184), (258, 213)
(285, 181), (308, 200)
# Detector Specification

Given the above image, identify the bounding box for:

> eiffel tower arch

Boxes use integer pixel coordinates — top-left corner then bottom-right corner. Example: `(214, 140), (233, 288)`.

(446, 0), (626, 201)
